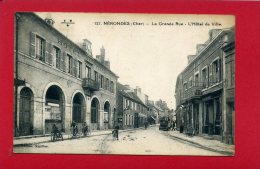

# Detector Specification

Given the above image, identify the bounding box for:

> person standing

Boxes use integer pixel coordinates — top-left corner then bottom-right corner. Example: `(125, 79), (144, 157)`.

(82, 122), (88, 136)
(114, 124), (119, 140)
(71, 121), (78, 136)
(144, 121), (148, 129)
(172, 121), (176, 131)
(51, 124), (58, 141)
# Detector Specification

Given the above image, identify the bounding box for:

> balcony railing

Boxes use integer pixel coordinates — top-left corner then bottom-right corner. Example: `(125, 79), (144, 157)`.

(181, 82), (203, 102)
(180, 80), (224, 103)
(82, 78), (100, 91)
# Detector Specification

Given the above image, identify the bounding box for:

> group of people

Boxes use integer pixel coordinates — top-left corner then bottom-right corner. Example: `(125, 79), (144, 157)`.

(71, 121), (90, 137)
(51, 121), (91, 141)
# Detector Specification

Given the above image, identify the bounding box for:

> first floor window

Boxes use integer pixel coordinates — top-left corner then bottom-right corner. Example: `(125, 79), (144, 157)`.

(202, 68), (207, 87)
(53, 46), (60, 69)
(110, 81), (114, 93)
(67, 54), (73, 74)
(101, 75), (104, 88)
(106, 78), (109, 90)
(85, 66), (91, 79)
(36, 36), (45, 61)
(78, 61), (82, 78)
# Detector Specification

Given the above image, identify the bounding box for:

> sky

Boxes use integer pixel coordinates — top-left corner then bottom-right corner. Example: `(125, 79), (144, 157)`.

(37, 12), (235, 109)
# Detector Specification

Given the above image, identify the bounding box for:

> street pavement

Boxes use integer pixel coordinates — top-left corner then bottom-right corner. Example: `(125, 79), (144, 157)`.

(13, 126), (234, 156)
(165, 130), (234, 155)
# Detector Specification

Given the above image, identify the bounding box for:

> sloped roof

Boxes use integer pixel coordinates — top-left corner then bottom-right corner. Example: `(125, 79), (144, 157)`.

(117, 82), (148, 108)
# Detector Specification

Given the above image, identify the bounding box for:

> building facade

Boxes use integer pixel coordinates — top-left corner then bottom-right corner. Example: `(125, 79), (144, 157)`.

(175, 27), (235, 144)
(147, 100), (159, 124)
(222, 35), (235, 144)
(14, 13), (118, 136)
(116, 83), (148, 129)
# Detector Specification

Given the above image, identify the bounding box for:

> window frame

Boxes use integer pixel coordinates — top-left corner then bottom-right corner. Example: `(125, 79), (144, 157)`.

(35, 35), (45, 62)
(53, 46), (61, 69)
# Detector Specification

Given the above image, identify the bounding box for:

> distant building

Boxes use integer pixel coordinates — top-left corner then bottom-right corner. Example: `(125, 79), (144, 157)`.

(116, 83), (148, 129)
(147, 100), (160, 124)
(155, 99), (171, 119)
(14, 12), (118, 137)
(175, 27), (235, 144)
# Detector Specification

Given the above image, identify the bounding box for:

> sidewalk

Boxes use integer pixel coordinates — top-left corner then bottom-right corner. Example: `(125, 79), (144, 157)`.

(166, 130), (234, 155)
(13, 128), (141, 147)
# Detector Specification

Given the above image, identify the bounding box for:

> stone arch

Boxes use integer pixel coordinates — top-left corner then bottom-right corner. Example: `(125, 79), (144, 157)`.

(43, 82), (66, 134)
(103, 100), (111, 129)
(90, 96), (100, 130)
(71, 91), (87, 129)
(17, 86), (34, 136)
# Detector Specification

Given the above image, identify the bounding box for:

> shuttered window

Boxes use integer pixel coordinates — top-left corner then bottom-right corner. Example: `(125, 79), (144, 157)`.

(67, 54), (73, 74)
(45, 42), (53, 65)
(73, 58), (77, 77)
(53, 46), (61, 69)
(86, 66), (91, 79)
(202, 67), (207, 88)
(94, 71), (98, 81)
(30, 32), (45, 62)
(30, 32), (36, 58)
(106, 78), (109, 90)
(212, 59), (220, 83)
(101, 75), (104, 88)
(59, 51), (66, 72)
(36, 36), (45, 61)
(110, 81), (114, 93)
(78, 61), (82, 78)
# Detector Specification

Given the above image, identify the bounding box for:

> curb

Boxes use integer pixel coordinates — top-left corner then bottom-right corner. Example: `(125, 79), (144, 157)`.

(166, 133), (234, 156)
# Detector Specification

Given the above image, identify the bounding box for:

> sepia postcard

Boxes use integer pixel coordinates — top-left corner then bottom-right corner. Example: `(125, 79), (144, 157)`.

(13, 12), (235, 156)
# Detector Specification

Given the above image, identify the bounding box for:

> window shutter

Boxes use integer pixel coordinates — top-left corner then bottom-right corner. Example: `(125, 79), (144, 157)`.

(209, 63), (212, 84)
(30, 32), (36, 58)
(75, 60), (79, 77)
(217, 60), (220, 82)
(42, 41), (46, 62)
(72, 59), (77, 77)
(45, 41), (50, 64)
(49, 43), (53, 65)
(56, 49), (60, 69)
(65, 53), (68, 73)
(61, 51), (66, 72)
(98, 73), (100, 83)
(206, 68), (208, 87)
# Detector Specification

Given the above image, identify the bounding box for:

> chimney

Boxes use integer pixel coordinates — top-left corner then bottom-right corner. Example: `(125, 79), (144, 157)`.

(100, 46), (105, 64)
(96, 55), (101, 62)
(148, 100), (154, 106)
(83, 39), (92, 56)
(104, 60), (110, 69)
(136, 86), (141, 93)
(209, 29), (221, 40)
(124, 85), (130, 90)
(187, 55), (196, 64)
(44, 13), (55, 26)
(196, 44), (206, 54)
(44, 18), (55, 26)
(101, 46), (105, 56)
